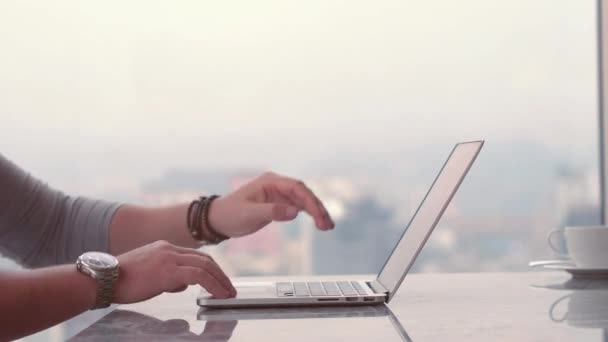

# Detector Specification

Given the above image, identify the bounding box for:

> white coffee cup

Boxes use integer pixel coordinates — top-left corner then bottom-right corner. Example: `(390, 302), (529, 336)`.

(548, 226), (608, 269)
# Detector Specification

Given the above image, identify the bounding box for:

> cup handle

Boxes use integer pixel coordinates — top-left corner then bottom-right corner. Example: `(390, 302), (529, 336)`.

(549, 294), (571, 323)
(547, 230), (568, 258)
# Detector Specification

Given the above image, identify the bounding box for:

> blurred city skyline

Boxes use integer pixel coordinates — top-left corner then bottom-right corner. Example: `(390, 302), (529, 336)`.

(1, 1), (601, 341)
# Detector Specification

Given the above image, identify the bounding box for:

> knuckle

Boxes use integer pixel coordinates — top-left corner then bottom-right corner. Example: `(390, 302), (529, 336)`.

(201, 257), (214, 269)
(203, 254), (216, 263)
(262, 171), (276, 178)
(162, 251), (178, 262)
(155, 240), (171, 249)
(193, 268), (206, 279)
(154, 250), (176, 268)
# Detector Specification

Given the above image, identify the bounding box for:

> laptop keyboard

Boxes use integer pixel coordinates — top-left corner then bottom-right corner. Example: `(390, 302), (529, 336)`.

(276, 281), (369, 297)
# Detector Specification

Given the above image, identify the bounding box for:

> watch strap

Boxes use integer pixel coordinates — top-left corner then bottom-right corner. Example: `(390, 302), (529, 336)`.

(94, 269), (119, 308)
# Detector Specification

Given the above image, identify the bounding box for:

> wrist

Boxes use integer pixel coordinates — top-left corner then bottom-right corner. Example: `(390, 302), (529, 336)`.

(70, 266), (97, 310)
(208, 197), (230, 238)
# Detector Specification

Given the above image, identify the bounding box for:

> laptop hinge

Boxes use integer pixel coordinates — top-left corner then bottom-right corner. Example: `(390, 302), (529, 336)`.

(368, 279), (389, 299)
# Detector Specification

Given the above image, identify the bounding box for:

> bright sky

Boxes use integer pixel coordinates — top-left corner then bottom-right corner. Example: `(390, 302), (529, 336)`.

(0, 0), (599, 195)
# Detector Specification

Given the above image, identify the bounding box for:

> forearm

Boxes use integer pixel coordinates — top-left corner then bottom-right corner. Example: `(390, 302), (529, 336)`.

(108, 171), (335, 256)
(109, 203), (201, 255)
(0, 265), (96, 341)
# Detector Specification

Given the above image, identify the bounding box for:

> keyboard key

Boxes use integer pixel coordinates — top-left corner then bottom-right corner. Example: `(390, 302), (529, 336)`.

(276, 282), (294, 297)
(351, 281), (368, 295)
(293, 282), (310, 296)
(337, 281), (358, 296)
(307, 282), (327, 296)
(322, 282), (342, 296)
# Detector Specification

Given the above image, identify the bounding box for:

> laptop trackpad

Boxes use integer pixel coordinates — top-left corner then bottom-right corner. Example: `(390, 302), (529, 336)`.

(234, 282), (275, 299)
(200, 281), (275, 299)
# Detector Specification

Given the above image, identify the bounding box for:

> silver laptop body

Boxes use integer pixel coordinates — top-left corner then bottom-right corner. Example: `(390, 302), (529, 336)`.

(197, 141), (484, 308)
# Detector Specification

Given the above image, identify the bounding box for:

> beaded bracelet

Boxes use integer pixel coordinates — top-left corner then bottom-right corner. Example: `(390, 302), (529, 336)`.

(187, 195), (229, 244)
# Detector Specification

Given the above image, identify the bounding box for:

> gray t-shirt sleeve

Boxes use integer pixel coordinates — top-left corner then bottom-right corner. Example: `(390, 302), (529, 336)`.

(0, 153), (122, 268)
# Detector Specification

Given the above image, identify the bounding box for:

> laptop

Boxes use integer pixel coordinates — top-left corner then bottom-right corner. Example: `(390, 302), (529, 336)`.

(198, 140), (484, 308)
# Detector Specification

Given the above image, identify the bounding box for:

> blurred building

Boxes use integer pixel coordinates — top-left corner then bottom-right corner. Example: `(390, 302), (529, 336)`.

(307, 178), (402, 275)
(555, 165), (600, 227)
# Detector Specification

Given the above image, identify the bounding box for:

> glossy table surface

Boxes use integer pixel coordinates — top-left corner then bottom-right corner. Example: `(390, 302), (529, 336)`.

(43, 272), (608, 341)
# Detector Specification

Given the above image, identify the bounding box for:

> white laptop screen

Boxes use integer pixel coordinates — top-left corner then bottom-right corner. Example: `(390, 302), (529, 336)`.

(377, 141), (483, 301)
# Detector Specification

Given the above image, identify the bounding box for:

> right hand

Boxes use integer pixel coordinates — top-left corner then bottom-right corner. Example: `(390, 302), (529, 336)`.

(209, 171), (335, 238)
(113, 240), (236, 304)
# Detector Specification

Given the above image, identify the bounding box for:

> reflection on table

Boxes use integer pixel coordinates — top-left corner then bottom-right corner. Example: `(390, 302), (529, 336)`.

(544, 278), (608, 342)
(70, 303), (410, 341)
(47, 273), (608, 341)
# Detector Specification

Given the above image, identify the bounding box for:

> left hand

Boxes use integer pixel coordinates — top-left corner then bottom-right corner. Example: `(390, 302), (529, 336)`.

(208, 172), (335, 237)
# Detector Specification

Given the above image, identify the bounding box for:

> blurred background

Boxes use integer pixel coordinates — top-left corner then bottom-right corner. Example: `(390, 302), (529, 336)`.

(0, 0), (600, 325)
(1, 0), (600, 274)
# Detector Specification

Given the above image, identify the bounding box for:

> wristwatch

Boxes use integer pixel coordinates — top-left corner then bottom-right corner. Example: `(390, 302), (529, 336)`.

(76, 252), (120, 309)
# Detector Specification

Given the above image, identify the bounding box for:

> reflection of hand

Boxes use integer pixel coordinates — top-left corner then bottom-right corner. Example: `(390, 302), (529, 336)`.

(76, 310), (238, 342)
(152, 318), (238, 341)
(209, 172), (335, 237)
(199, 320), (239, 341)
(114, 241), (237, 304)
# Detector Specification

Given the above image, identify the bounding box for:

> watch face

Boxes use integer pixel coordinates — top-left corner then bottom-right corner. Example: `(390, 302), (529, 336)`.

(81, 252), (119, 270)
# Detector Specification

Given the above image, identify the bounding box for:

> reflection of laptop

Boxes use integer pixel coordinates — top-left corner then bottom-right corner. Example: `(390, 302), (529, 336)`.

(197, 305), (413, 341)
(198, 141), (484, 308)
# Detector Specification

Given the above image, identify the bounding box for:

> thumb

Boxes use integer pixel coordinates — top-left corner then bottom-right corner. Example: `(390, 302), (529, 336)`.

(253, 203), (300, 223)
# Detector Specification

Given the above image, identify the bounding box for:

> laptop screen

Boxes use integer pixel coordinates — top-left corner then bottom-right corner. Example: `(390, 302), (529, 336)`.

(377, 141), (483, 301)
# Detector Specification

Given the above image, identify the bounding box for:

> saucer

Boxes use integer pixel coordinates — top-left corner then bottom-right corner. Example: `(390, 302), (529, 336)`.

(529, 260), (608, 278)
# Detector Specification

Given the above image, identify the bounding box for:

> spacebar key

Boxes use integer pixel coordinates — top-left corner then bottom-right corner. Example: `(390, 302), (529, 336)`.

(307, 282), (327, 296)
(293, 282), (310, 296)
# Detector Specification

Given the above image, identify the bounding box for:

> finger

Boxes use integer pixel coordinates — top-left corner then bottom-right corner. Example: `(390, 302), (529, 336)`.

(171, 247), (235, 293)
(171, 245), (219, 262)
(176, 266), (231, 299)
(261, 187), (305, 221)
(174, 253), (236, 296)
(262, 172), (330, 225)
(171, 246), (225, 271)
(262, 186), (296, 205)
(272, 178), (334, 230)
(253, 203), (300, 223)
(168, 285), (188, 293)
(280, 176), (333, 226)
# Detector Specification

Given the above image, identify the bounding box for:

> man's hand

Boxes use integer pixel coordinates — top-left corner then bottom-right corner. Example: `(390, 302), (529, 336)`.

(209, 172), (335, 238)
(113, 240), (236, 303)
